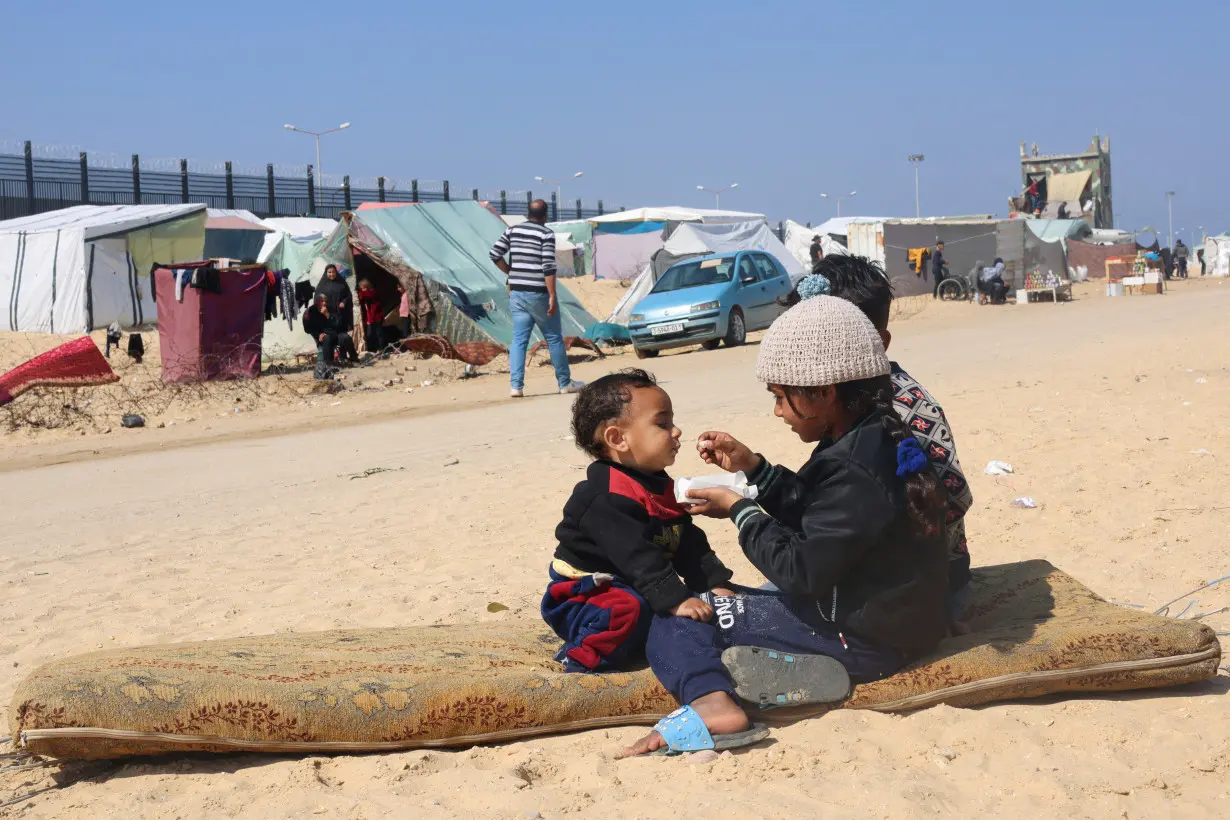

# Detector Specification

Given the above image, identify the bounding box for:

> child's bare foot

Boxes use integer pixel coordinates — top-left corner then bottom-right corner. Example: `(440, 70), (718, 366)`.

(617, 691), (749, 758)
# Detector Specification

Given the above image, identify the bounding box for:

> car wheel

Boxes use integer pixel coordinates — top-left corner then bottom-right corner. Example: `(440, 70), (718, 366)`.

(723, 308), (747, 347)
(634, 347), (659, 359)
(701, 339), (722, 351)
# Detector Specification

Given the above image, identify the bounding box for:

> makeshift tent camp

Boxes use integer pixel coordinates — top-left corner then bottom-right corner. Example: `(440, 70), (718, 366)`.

(344, 201), (596, 347)
(257, 217), (340, 276)
(1204, 235), (1230, 277)
(548, 219), (594, 278)
(782, 219), (849, 271)
(588, 207), (767, 281)
(204, 210), (271, 262)
(607, 220), (801, 325)
(154, 263), (266, 383)
(0, 204), (206, 333)
(257, 218), (349, 362)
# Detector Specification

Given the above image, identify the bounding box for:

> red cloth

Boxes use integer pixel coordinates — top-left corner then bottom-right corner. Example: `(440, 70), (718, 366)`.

(155, 265), (266, 384)
(0, 337), (118, 406)
(400, 334), (505, 366)
(357, 287), (383, 326)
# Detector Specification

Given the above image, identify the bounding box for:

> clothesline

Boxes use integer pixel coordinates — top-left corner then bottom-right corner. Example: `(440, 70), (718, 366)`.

(884, 231), (998, 252)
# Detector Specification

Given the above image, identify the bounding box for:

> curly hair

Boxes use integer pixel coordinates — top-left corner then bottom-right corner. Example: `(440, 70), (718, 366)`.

(784, 375), (948, 538)
(570, 368), (659, 460)
(781, 255), (894, 331)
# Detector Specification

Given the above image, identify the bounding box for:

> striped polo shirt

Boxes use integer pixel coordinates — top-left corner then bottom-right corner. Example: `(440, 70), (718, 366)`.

(489, 221), (557, 292)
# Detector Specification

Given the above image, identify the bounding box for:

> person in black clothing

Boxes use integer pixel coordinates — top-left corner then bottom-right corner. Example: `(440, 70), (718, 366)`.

(314, 264), (354, 331)
(302, 295), (358, 378)
(809, 235), (824, 270)
(541, 370), (735, 675)
(931, 240), (947, 298)
(620, 296), (949, 757)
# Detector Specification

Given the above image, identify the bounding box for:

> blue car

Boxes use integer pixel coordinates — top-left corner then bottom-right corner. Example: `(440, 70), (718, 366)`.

(627, 250), (794, 357)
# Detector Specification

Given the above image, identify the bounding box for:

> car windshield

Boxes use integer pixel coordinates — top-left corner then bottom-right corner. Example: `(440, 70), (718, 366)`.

(651, 258), (735, 294)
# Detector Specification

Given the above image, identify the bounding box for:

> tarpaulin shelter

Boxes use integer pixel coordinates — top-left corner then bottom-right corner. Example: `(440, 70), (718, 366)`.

(1204, 234), (1230, 277)
(0, 204), (206, 333)
(344, 201), (596, 347)
(588, 207), (766, 281)
(204, 210), (271, 262)
(256, 217), (351, 362)
(607, 220), (800, 325)
(782, 219), (850, 271)
(547, 219), (595, 278)
(154, 262), (266, 383)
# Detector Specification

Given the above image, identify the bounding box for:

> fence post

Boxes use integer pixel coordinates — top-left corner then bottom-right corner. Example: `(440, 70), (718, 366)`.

(411, 179), (418, 203)
(225, 161), (235, 209)
(598, 199), (604, 216)
(471, 188), (479, 201)
(343, 175), (351, 211)
(180, 159), (189, 203)
(575, 198), (582, 220)
(306, 165), (315, 216)
(499, 190), (507, 215)
(79, 152), (90, 205)
(550, 192), (558, 221)
(266, 164), (275, 216)
(131, 154), (141, 204)
(23, 141), (35, 214)
(377, 177), (386, 202)
(443, 181), (450, 202)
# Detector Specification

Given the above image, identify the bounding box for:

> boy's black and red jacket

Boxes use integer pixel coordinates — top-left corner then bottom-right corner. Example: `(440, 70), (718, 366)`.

(553, 461), (733, 615)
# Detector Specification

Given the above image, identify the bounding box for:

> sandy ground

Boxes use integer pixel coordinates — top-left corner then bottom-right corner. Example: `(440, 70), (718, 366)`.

(2, 279), (1229, 817)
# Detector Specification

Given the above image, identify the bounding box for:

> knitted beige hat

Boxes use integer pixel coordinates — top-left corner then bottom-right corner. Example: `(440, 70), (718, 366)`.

(755, 295), (890, 386)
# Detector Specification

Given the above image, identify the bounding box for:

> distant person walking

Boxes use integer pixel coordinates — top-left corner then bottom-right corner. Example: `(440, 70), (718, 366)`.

(809, 235), (824, 270)
(931, 240), (948, 299)
(1197, 246), (1205, 277)
(490, 199), (585, 398)
(1174, 239), (1189, 279)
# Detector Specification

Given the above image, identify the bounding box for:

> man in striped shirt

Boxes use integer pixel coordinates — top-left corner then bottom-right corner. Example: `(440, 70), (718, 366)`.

(490, 199), (584, 398)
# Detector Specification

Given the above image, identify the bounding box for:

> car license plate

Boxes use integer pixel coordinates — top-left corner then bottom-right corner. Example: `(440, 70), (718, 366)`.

(650, 322), (685, 336)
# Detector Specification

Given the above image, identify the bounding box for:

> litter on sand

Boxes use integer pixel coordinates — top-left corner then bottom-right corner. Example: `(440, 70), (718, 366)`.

(1011, 497), (1038, 509)
(984, 460), (1014, 476)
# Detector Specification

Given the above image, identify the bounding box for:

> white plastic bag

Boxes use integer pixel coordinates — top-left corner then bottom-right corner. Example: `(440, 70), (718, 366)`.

(675, 471), (759, 505)
(984, 460), (1014, 476)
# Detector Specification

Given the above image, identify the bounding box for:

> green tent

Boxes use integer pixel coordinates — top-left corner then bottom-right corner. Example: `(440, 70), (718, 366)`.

(547, 219), (595, 278)
(350, 202), (595, 347)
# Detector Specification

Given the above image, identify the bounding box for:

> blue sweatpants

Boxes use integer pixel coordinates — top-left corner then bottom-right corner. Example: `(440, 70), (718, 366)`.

(646, 587), (904, 706)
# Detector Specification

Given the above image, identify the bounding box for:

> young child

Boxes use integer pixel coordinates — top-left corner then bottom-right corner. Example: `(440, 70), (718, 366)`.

(790, 255), (974, 632)
(620, 295), (949, 757)
(355, 279), (384, 355)
(542, 369), (735, 673)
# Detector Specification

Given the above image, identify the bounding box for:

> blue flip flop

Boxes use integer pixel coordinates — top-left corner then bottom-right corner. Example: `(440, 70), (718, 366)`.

(647, 705), (770, 756)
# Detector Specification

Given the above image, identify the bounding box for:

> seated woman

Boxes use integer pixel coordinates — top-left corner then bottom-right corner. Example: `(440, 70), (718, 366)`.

(978, 258), (1009, 304)
(621, 295), (949, 757)
(302, 295), (358, 379)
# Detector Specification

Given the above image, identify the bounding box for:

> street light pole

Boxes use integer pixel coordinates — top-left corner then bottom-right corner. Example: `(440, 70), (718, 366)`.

(820, 190), (858, 217)
(696, 183), (738, 209)
(908, 155), (925, 218)
(284, 122), (352, 210)
(1165, 191), (1176, 249)
(534, 172), (584, 212)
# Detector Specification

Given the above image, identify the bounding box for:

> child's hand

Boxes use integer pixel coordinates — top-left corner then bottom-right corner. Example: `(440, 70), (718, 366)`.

(684, 487), (744, 518)
(710, 587), (738, 598)
(696, 432), (758, 475)
(670, 597), (714, 622)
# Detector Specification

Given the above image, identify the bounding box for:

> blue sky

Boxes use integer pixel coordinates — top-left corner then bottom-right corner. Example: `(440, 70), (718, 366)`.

(3, 0), (1226, 240)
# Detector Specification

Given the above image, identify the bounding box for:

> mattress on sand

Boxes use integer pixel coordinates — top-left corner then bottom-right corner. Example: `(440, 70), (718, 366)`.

(10, 560), (1220, 760)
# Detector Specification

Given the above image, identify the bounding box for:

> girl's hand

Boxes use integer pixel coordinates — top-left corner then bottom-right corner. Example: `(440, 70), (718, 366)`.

(696, 432), (758, 475)
(683, 487), (744, 518)
(670, 597), (713, 622)
(710, 587), (738, 598)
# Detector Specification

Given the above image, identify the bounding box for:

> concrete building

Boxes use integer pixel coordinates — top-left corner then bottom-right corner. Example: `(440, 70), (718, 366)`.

(1012, 136), (1114, 229)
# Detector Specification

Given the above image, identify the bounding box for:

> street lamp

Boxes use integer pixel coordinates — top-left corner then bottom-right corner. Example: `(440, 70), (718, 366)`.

(534, 172), (584, 214)
(908, 155), (925, 218)
(1165, 190), (1176, 249)
(284, 122), (351, 210)
(820, 190), (858, 217)
(697, 183), (738, 209)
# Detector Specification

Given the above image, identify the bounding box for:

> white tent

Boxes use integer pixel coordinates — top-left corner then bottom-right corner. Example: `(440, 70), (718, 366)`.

(782, 220), (849, 271)
(607, 220), (801, 325)
(589, 206), (766, 225)
(1204, 235), (1230, 277)
(0, 204), (207, 333)
(497, 215), (578, 274)
(256, 217), (339, 267)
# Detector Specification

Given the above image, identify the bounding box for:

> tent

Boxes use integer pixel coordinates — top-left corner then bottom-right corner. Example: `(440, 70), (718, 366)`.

(782, 219), (849, 271)
(607, 220), (801, 325)
(587, 207), (767, 281)
(0, 204), (206, 333)
(345, 201), (596, 346)
(500, 216), (579, 276)
(257, 218), (349, 362)
(204, 210), (271, 262)
(588, 206), (765, 225)
(1204, 235), (1230, 277)
(548, 219), (595, 278)
(154, 263), (265, 383)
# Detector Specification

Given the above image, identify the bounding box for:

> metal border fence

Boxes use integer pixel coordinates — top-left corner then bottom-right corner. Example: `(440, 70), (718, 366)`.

(0, 141), (618, 223)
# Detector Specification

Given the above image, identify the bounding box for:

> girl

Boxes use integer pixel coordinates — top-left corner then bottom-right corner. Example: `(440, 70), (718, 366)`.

(355, 279), (384, 355)
(621, 295), (949, 757)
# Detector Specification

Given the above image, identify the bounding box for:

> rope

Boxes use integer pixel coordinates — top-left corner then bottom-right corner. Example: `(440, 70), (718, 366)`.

(883, 230), (999, 252)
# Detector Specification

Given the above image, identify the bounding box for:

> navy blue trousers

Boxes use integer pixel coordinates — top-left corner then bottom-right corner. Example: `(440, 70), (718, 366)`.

(646, 587), (904, 706)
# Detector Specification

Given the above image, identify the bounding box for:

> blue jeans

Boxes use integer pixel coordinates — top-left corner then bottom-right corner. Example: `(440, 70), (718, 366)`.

(509, 290), (572, 390)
